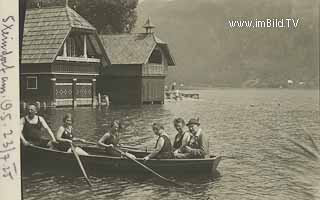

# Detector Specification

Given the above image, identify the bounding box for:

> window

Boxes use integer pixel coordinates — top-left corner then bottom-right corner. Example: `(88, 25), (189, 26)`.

(149, 49), (162, 64)
(26, 76), (37, 89)
(67, 37), (77, 57)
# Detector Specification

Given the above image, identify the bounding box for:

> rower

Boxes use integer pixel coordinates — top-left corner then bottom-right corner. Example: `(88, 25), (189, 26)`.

(20, 104), (56, 147)
(55, 113), (89, 155)
(98, 120), (136, 159)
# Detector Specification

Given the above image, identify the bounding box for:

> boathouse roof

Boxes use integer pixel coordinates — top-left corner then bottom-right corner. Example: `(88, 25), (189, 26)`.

(21, 6), (108, 64)
(99, 33), (175, 66)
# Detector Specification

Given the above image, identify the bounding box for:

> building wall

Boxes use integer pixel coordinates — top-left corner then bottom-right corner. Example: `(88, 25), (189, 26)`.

(97, 48), (169, 105)
(20, 74), (53, 105)
(101, 64), (141, 76)
(141, 77), (165, 104)
(98, 64), (142, 104)
(20, 62), (98, 107)
(98, 77), (142, 104)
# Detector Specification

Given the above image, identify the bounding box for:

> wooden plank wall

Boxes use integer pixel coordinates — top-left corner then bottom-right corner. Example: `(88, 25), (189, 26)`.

(142, 77), (164, 103)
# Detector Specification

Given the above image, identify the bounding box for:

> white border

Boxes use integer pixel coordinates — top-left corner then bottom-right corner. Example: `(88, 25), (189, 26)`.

(0, 0), (21, 199)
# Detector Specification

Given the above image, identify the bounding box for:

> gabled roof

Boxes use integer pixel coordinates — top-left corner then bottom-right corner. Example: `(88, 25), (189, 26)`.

(99, 33), (175, 66)
(21, 6), (98, 64)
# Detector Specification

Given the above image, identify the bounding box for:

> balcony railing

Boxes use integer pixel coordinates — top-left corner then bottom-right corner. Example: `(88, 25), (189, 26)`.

(142, 63), (168, 76)
(56, 56), (100, 63)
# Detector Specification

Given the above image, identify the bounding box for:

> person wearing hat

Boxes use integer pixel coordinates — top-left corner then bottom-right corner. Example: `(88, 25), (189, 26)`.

(180, 118), (208, 158)
(143, 123), (174, 160)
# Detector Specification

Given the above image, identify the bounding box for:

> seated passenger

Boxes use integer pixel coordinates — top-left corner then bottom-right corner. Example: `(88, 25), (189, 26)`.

(98, 120), (136, 159)
(55, 113), (88, 155)
(180, 118), (208, 159)
(143, 123), (174, 160)
(172, 118), (190, 158)
(20, 104), (56, 147)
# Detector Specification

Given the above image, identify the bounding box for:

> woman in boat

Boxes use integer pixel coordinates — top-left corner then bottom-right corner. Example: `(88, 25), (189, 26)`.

(55, 113), (88, 155)
(172, 118), (190, 158)
(98, 120), (134, 158)
(180, 118), (209, 158)
(20, 104), (56, 147)
(98, 120), (122, 149)
(143, 123), (174, 160)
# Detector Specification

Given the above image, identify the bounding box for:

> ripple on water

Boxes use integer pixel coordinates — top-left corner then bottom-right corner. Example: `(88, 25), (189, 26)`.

(22, 89), (320, 200)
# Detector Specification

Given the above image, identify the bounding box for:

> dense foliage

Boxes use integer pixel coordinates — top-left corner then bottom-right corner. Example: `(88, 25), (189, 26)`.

(26, 0), (138, 34)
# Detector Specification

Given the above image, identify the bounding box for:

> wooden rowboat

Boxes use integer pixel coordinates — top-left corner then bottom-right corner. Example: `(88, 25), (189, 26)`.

(21, 144), (221, 176)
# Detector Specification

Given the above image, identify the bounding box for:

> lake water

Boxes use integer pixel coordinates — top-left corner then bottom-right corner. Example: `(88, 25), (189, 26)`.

(22, 89), (320, 200)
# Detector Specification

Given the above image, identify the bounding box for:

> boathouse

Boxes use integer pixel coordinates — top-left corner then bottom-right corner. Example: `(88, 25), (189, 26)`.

(20, 5), (109, 107)
(98, 19), (176, 104)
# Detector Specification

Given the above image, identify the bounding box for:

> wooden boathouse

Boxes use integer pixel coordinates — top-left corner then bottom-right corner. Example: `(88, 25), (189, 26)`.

(98, 19), (176, 104)
(20, 5), (109, 107)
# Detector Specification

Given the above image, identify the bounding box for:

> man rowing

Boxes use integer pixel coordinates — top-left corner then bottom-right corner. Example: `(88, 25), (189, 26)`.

(20, 104), (56, 147)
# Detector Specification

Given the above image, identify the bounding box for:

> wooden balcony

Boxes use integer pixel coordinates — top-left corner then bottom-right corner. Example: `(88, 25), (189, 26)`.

(142, 63), (168, 76)
(52, 62), (99, 74)
(56, 56), (100, 63)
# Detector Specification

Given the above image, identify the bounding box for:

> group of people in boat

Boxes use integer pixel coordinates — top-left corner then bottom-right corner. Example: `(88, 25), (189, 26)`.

(20, 104), (209, 160)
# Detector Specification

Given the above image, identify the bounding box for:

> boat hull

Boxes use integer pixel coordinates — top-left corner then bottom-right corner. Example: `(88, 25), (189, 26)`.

(21, 145), (221, 176)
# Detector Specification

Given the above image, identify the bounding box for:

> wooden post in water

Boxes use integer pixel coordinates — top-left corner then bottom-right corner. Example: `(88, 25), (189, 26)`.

(98, 93), (101, 105)
(105, 95), (109, 106)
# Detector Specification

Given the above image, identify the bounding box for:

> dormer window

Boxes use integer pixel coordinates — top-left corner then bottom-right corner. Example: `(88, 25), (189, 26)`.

(67, 37), (77, 57)
(59, 34), (86, 58)
(149, 49), (162, 64)
(56, 33), (100, 63)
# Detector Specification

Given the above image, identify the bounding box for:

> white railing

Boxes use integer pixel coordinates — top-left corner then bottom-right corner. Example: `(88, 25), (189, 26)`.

(76, 98), (92, 105)
(142, 64), (167, 76)
(56, 99), (73, 106)
(56, 56), (100, 63)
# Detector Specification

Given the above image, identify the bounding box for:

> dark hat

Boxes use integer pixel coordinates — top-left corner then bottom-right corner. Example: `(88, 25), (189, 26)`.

(186, 118), (200, 126)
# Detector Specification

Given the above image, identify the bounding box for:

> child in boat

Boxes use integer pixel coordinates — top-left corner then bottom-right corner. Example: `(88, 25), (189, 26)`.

(143, 123), (174, 160)
(55, 113), (89, 155)
(179, 118), (209, 158)
(98, 120), (136, 159)
(172, 118), (190, 158)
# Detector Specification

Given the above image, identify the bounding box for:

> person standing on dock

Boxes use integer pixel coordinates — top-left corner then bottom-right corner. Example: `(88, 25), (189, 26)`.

(143, 123), (174, 160)
(180, 118), (208, 158)
(20, 104), (57, 147)
(172, 118), (190, 158)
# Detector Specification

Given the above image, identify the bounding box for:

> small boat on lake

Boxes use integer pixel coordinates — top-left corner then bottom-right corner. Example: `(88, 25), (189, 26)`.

(21, 143), (221, 176)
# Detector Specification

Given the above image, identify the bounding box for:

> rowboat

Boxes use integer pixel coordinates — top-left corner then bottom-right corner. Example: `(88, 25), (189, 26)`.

(21, 143), (221, 176)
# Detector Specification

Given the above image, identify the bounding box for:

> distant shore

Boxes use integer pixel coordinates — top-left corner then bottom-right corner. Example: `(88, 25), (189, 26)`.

(174, 86), (320, 90)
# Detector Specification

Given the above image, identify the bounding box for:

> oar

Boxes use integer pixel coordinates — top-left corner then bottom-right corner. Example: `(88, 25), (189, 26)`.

(112, 147), (183, 187)
(82, 140), (143, 151)
(70, 143), (92, 187)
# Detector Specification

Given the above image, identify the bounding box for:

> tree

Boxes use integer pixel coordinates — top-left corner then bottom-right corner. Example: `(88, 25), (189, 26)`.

(26, 0), (138, 34)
